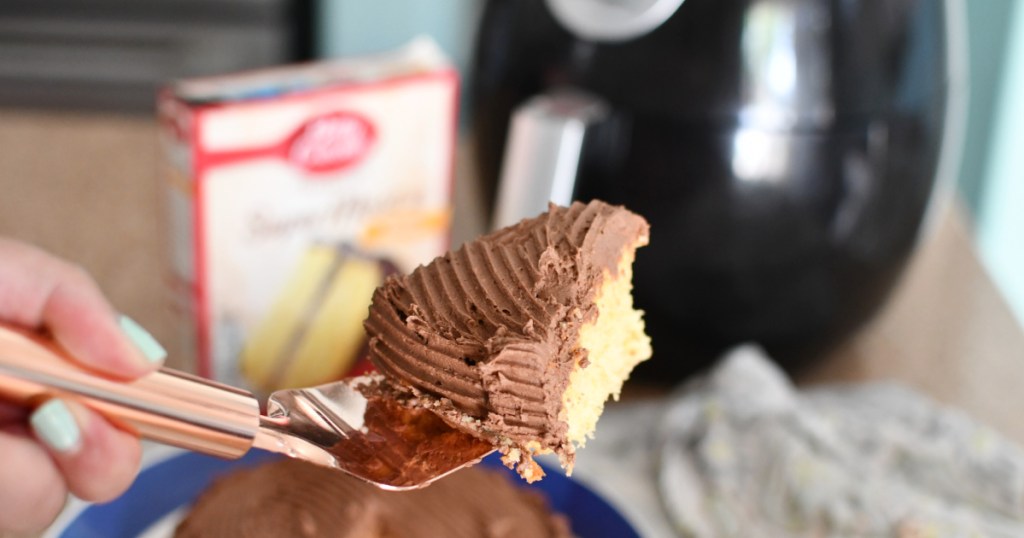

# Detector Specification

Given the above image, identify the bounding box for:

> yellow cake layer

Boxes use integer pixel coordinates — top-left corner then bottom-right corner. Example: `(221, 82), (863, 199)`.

(561, 242), (652, 449)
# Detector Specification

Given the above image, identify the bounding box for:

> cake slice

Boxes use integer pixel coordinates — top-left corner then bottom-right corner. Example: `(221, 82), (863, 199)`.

(364, 200), (651, 481)
(241, 244), (389, 392)
(174, 460), (571, 538)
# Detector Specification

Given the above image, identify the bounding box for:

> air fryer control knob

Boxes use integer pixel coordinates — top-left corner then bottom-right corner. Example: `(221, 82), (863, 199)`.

(545, 0), (686, 42)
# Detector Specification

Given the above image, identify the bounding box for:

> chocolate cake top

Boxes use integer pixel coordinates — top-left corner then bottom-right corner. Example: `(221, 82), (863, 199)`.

(364, 200), (649, 453)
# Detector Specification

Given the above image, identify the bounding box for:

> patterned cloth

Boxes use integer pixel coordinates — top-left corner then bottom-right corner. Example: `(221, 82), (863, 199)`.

(572, 346), (1024, 537)
(659, 346), (1024, 532)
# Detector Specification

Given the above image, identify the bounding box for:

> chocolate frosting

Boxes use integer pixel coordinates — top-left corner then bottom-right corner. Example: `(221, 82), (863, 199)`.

(364, 200), (649, 465)
(174, 460), (571, 538)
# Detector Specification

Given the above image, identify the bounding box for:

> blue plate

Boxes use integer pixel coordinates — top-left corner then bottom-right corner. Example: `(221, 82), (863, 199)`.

(53, 449), (639, 538)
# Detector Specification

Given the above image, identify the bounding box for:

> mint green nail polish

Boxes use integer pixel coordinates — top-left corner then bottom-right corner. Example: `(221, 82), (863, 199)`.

(119, 315), (167, 364)
(31, 400), (81, 454)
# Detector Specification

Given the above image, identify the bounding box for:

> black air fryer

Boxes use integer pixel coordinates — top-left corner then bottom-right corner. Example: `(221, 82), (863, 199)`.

(470, 0), (961, 383)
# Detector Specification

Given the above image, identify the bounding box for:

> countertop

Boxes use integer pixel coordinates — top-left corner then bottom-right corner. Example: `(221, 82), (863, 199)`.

(2, 109), (1023, 535)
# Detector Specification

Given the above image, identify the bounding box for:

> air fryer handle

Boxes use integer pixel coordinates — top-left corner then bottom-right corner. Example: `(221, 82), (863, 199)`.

(490, 89), (609, 230)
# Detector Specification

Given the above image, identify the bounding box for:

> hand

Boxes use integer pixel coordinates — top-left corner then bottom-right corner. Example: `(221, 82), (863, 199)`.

(0, 238), (166, 533)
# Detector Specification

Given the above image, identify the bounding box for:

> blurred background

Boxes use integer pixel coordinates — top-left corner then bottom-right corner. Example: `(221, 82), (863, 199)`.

(4, 3), (1024, 536)
(325, 0), (1021, 332)
(0, 0), (1020, 369)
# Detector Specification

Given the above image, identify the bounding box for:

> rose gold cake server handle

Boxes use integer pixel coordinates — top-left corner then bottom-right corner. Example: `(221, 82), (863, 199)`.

(0, 325), (494, 490)
(0, 324), (260, 459)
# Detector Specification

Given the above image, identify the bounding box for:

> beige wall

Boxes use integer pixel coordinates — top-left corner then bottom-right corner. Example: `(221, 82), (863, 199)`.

(0, 111), (185, 368)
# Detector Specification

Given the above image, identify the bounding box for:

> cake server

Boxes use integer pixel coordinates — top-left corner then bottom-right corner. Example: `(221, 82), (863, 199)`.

(0, 324), (494, 490)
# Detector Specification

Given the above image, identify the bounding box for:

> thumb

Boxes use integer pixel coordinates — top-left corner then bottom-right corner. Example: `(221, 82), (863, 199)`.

(0, 239), (166, 379)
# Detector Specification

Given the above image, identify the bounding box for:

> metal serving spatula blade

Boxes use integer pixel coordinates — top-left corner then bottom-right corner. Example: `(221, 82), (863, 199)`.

(0, 325), (493, 490)
(255, 379), (495, 489)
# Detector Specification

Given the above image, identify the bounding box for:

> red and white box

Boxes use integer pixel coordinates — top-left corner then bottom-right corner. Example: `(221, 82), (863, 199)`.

(158, 39), (458, 393)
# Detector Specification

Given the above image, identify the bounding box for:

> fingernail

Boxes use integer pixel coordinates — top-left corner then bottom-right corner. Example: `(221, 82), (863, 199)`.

(30, 399), (82, 454)
(119, 315), (167, 364)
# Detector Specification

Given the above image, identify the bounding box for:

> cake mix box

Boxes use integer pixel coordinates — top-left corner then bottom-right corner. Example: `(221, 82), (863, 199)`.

(158, 39), (457, 394)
